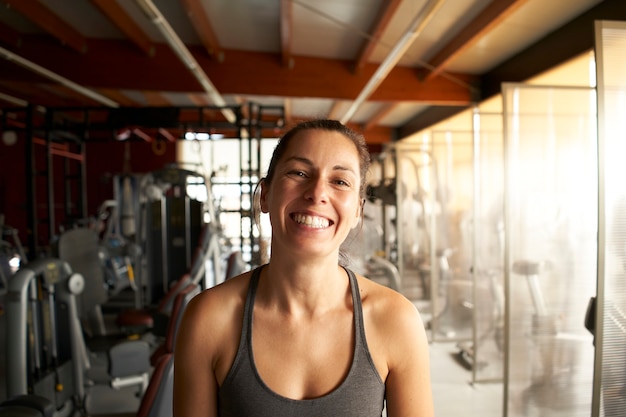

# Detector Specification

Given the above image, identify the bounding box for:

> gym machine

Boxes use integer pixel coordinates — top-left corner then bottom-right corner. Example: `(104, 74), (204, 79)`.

(5, 257), (152, 416)
(139, 166), (205, 304)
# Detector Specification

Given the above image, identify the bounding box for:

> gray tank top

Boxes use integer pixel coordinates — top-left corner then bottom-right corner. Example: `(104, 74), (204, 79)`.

(218, 266), (385, 416)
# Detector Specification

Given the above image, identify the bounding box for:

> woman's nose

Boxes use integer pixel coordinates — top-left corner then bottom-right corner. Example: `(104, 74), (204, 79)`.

(304, 178), (328, 203)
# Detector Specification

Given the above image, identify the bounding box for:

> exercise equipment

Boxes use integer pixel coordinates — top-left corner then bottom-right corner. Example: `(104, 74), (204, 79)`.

(135, 281), (199, 417)
(95, 199), (142, 305)
(455, 267), (505, 371)
(511, 259), (593, 413)
(57, 227), (119, 338)
(0, 215), (27, 296)
(115, 219), (226, 336)
(0, 395), (54, 417)
(138, 166), (205, 304)
(6, 258), (84, 416)
(5, 257), (152, 416)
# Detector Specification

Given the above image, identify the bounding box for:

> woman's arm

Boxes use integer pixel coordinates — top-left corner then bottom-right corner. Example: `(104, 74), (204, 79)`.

(173, 293), (219, 417)
(383, 295), (434, 417)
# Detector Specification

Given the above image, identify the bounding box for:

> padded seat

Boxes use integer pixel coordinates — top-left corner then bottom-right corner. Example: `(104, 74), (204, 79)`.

(116, 273), (193, 336)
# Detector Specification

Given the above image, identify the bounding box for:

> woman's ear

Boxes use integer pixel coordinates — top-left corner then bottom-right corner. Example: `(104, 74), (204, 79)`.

(352, 198), (364, 229)
(259, 179), (269, 213)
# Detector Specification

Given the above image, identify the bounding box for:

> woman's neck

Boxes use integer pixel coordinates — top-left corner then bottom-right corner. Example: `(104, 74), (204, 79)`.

(258, 259), (349, 317)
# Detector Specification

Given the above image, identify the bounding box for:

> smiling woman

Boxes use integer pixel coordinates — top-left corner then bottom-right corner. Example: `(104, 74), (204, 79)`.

(173, 119), (434, 417)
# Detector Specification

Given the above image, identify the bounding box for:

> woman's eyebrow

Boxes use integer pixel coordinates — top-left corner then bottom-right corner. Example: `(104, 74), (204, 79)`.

(286, 156), (356, 175)
(285, 156), (312, 166)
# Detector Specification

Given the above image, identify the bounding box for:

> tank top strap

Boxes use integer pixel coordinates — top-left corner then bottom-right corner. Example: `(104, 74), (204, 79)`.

(244, 266), (363, 349)
(243, 265), (263, 345)
(344, 267), (366, 351)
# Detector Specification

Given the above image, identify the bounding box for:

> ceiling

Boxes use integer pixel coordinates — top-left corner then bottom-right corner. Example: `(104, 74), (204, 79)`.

(0, 0), (623, 144)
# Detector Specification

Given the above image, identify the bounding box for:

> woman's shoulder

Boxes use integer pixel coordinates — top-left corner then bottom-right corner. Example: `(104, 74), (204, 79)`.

(355, 271), (416, 310)
(189, 269), (253, 312)
(354, 271), (425, 333)
(179, 269), (254, 335)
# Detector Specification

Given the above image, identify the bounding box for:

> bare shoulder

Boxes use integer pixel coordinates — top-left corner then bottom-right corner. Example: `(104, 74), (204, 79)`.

(176, 270), (253, 357)
(186, 271), (252, 317)
(355, 272), (429, 366)
(355, 272), (424, 326)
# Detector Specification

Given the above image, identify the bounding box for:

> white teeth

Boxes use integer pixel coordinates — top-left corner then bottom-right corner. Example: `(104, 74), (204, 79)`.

(293, 213), (330, 228)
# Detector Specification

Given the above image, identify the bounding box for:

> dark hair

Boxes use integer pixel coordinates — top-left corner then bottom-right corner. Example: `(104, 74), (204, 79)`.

(263, 119), (371, 199)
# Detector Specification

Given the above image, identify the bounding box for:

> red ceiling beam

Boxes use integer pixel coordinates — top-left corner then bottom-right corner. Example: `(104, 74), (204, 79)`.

(363, 103), (398, 131)
(2, 0), (87, 53)
(348, 124), (392, 145)
(91, 0), (155, 56)
(353, 0), (403, 74)
(96, 88), (142, 107)
(38, 83), (105, 107)
(424, 0), (528, 80)
(187, 93), (210, 106)
(178, 0), (223, 61)
(0, 37), (476, 104)
(201, 50), (474, 104)
(143, 91), (171, 106)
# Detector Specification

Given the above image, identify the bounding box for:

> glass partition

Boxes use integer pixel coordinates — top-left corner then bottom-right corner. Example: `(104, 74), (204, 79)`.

(426, 132), (474, 343)
(470, 110), (505, 384)
(393, 142), (436, 303)
(503, 84), (597, 416)
(593, 20), (626, 417)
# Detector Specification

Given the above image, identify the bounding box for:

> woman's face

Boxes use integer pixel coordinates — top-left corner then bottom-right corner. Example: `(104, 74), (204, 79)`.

(261, 129), (362, 259)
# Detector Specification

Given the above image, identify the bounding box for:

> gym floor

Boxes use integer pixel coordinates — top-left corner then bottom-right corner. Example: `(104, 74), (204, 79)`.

(0, 294), (502, 417)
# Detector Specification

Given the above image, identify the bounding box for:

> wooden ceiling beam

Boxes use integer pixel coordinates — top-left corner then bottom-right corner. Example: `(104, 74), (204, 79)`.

(187, 93), (211, 106)
(178, 0), (223, 61)
(0, 39), (476, 104)
(348, 123), (392, 145)
(96, 88), (141, 107)
(424, 0), (527, 80)
(143, 91), (171, 106)
(39, 84), (104, 106)
(91, 0), (155, 56)
(199, 50), (475, 104)
(363, 103), (397, 131)
(0, 81), (75, 107)
(400, 0), (626, 138)
(353, 0), (403, 74)
(2, 0), (87, 53)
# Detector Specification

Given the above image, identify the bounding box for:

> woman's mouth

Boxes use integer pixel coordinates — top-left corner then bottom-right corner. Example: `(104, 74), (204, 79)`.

(291, 213), (331, 229)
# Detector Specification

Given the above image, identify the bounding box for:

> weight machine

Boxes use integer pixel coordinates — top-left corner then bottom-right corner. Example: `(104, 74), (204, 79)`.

(5, 257), (152, 416)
